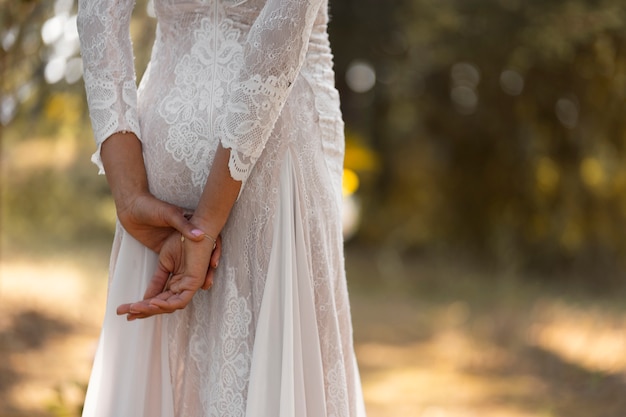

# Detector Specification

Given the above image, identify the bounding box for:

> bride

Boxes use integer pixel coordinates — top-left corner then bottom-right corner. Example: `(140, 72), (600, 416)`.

(77, 0), (366, 416)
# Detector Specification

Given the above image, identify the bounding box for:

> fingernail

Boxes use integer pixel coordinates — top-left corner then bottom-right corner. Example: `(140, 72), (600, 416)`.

(191, 229), (203, 237)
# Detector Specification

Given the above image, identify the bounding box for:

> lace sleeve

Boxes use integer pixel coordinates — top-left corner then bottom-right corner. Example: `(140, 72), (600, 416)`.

(77, 0), (141, 174)
(216, 0), (324, 186)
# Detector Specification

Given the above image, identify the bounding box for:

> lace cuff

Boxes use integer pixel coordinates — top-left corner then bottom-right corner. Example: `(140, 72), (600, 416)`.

(218, 72), (294, 187)
(83, 69), (141, 174)
(225, 147), (254, 184)
(77, 0), (140, 174)
(215, 0), (324, 189)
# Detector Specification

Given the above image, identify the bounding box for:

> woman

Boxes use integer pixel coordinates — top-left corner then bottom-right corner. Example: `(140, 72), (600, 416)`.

(77, 0), (366, 416)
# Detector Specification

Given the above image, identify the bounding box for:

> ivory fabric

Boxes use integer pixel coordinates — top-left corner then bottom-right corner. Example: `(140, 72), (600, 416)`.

(78, 0), (365, 416)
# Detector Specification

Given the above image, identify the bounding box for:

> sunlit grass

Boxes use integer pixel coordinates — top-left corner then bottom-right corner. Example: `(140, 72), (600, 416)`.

(0, 255), (107, 417)
(528, 301), (626, 374)
(347, 250), (626, 417)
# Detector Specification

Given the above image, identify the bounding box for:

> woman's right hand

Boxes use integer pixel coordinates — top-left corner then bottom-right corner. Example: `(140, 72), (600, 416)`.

(100, 131), (205, 252)
(116, 191), (203, 253)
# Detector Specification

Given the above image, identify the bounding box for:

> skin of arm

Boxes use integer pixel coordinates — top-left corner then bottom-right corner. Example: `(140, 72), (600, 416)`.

(117, 144), (241, 319)
(188, 144), (242, 242)
(100, 131), (207, 252)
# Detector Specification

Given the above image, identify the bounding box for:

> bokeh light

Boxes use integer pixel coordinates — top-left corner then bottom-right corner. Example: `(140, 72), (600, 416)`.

(499, 69), (525, 96)
(555, 96), (579, 129)
(346, 60), (377, 93)
(450, 62), (480, 114)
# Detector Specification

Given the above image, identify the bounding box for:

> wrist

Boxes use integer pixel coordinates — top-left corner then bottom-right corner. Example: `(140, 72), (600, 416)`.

(114, 189), (151, 220)
(101, 131), (150, 211)
(189, 216), (222, 243)
(184, 230), (217, 249)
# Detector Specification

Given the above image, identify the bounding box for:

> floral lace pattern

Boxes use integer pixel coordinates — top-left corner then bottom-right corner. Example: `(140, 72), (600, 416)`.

(171, 267), (253, 416)
(216, 0), (322, 185)
(158, 10), (244, 187)
(78, 0), (365, 416)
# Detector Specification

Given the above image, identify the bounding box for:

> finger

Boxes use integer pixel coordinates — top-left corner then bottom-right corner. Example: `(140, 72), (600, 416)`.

(119, 304), (150, 320)
(123, 290), (190, 319)
(126, 299), (170, 316)
(117, 303), (132, 315)
(150, 290), (194, 311)
(163, 204), (204, 242)
(202, 268), (214, 290)
(210, 235), (222, 269)
(201, 235), (221, 289)
(127, 286), (195, 318)
(143, 263), (172, 300)
(127, 311), (151, 320)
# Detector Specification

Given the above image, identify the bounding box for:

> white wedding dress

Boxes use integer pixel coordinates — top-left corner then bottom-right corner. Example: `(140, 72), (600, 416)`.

(77, 0), (366, 416)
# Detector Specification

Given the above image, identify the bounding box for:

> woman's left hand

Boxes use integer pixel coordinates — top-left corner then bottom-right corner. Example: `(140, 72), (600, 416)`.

(116, 232), (222, 320)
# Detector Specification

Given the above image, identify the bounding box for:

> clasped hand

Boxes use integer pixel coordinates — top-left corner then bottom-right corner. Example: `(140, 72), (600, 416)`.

(117, 230), (221, 320)
(114, 192), (221, 320)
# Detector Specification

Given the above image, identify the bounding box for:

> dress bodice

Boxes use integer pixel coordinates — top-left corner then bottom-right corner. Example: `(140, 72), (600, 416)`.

(78, 0), (331, 189)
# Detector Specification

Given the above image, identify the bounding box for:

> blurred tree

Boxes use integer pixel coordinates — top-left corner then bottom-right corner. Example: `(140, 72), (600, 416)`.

(0, 0), (154, 133)
(0, 0), (154, 249)
(1, 0), (50, 127)
(4, 0), (626, 278)
(330, 0), (626, 278)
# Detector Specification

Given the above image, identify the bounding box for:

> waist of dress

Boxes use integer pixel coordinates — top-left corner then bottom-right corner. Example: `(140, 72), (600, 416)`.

(154, 19), (334, 71)
(154, 4), (330, 48)
(155, 1), (259, 31)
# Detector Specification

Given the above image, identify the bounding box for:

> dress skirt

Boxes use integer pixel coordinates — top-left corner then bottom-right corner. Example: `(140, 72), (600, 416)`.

(82, 149), (366, 417)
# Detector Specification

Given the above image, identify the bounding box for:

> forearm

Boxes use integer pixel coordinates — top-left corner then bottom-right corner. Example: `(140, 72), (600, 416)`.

(100, 132), (150, 212)
(191, 144), (242, 238)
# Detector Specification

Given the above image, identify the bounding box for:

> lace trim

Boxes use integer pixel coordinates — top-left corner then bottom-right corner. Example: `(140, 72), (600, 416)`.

(218, 71), (295, 185)
(81, 66), (139, 173)
(226, 146), (254, 184)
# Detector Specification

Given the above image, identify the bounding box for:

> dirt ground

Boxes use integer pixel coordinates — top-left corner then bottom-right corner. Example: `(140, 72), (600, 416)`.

(1, 246), (626, 417)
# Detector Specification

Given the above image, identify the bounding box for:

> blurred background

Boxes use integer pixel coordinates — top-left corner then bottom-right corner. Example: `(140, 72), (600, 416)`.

(2, 0), (626, 416)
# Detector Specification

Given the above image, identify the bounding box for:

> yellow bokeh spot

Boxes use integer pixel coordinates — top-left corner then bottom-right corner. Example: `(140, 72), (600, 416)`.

(342, 168), (360, 196)
(344, 132), (380, 173)
(536, 157), (560, 194)
(580, 157), (605, 189)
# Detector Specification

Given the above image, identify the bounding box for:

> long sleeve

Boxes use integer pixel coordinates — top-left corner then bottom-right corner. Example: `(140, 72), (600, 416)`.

(77, 0), (140, 174)
(216, 0), (325, 186)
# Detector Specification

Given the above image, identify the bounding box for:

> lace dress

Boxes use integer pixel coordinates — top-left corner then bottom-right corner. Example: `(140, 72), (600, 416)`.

(77, 1), (366, 416)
